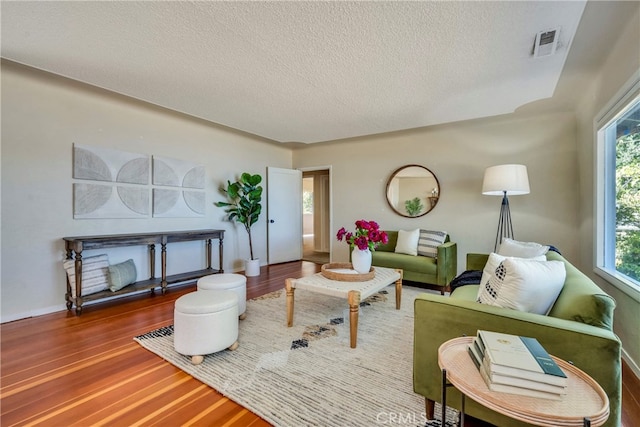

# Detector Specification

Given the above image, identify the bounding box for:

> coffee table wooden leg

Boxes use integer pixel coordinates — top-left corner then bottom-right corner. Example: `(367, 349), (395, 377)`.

(285, 278), (295, 327)
(395, 269), (403, 309)
(348, 290), (361, 349)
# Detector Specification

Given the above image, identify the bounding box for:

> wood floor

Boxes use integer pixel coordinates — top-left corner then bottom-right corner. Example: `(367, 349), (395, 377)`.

(1, 261), (638, 426)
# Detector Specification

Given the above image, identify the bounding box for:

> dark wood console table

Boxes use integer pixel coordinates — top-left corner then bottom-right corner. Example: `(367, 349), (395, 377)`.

(63, 229), (224, 315)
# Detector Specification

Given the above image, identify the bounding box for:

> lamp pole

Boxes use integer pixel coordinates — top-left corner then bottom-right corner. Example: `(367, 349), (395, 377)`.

(494, 190), (515, 251)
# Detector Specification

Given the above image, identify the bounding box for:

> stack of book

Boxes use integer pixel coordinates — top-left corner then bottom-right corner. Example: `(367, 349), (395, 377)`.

(468, 330), (568, 400)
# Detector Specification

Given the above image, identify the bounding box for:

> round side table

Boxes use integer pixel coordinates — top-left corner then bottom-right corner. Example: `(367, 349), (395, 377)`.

(438, 336), (609, 427)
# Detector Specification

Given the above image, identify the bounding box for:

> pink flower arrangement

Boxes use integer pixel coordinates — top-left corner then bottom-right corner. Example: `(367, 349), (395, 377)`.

(336, 220), (389, 251)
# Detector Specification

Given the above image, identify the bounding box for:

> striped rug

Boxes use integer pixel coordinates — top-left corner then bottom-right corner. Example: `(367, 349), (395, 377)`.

(135, 285), (458, 426)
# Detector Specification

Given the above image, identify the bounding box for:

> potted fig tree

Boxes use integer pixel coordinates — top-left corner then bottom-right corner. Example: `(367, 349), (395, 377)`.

(215, 172), (263, 276)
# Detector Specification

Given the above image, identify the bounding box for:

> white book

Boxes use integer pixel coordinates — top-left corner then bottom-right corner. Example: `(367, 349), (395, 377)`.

(481, 356), (568, 387)
(477, 330), (567, 387)
(479, 364), (564, 401)
(485, 369), (567, 394)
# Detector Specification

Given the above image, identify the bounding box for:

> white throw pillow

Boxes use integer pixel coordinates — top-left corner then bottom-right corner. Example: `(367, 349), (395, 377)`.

(477, 252), (547, 301)
(498, 238), (550, 258)
(63, 254), (110, 298)
(477, 258), (566, 315)
(417, 229), (447, 258)
(394, 229), (420, 256)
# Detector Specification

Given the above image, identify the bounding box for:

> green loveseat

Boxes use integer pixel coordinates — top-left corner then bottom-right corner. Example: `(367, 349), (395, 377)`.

(413, 251), (621, 426)
(371, 230), (457, 294)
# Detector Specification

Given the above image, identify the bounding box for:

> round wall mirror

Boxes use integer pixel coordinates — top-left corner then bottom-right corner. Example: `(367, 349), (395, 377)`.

(385, 165), (440, 217)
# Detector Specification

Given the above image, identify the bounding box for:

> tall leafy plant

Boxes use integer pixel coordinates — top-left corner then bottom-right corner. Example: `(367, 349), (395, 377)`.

(215, 173), (263, 260)
(405, 197), (424, 217)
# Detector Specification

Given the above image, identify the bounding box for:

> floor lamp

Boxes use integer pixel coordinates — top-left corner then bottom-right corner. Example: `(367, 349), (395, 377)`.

(482, 164), (530, 251)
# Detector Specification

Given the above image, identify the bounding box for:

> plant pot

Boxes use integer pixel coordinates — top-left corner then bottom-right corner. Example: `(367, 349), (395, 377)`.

(244, 258), (261, 277)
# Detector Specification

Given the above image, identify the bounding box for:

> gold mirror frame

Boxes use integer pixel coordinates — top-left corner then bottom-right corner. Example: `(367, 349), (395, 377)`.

(385, 165), (440, 218)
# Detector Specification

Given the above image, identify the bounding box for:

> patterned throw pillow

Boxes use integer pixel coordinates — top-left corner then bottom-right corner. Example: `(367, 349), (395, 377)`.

(63, 254), (109, 298)
(417, 230), (447, 258)
(476, 252), (547, 301)
(477, 258), (566, 315)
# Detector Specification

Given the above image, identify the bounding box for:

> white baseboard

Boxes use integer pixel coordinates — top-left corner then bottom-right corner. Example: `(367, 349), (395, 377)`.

(1, 303), (66, 323)
(622, 347), (640, 379)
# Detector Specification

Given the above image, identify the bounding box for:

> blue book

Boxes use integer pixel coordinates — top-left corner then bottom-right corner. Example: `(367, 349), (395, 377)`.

(520, 336), (567, 379)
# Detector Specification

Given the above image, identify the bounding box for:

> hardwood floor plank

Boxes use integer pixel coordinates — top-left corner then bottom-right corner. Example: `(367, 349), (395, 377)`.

(622, 361), (640, 426)
(6, 363), (174, 426)
(86, 375), (196, 426)
(1, 261), (637, 426)
(176, 394), (237, 426)
(127, 383), (210, 426)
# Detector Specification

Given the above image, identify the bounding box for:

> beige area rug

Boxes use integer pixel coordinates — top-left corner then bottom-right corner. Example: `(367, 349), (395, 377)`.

(134, 285), (458, 427)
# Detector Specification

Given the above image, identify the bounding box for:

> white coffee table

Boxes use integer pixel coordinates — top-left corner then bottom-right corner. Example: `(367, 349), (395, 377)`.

(285, 267), (403, 348)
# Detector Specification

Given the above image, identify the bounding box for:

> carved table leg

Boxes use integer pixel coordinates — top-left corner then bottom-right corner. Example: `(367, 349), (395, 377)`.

(285, 278), (295, 327)
(161, 243), (167, 294)
(75, 296), (83, 316)
(149, 244), (156, 295)
(219, 236), (224, 273)
(149, 244), (156, 279)
(65, 292), (73, 311)
(348, 290), (361, 349)
(395, 269), (403, 309)
(206, 239), (212, 270)
(65, 248), (73, 311)
(74, 251), (83, 315)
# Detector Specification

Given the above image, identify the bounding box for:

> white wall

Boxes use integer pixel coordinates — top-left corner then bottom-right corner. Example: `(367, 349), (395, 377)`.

(575, 4), (640, 374)
(293, 111), (580, 268)
(1, 61), (291, 322)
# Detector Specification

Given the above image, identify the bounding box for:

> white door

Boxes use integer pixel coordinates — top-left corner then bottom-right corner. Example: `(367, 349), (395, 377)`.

(267, 167), (302, 264)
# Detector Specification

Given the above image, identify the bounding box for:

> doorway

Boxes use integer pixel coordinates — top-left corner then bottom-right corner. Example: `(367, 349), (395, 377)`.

(302, 169), (330, 265)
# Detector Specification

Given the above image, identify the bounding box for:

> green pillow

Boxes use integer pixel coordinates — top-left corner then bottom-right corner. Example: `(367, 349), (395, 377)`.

(108, 259), (137, 292)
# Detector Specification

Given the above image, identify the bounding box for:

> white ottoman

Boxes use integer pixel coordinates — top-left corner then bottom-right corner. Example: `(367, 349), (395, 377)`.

(197, 273), (247, 320)
(174, 290), (239, 365)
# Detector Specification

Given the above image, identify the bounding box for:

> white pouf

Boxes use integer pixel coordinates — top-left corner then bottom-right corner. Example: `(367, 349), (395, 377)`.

(174, 290), (239, 365)
(197, 273), (247, 320)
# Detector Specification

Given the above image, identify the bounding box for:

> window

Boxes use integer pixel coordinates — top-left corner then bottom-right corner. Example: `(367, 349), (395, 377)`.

(595, 75), (640, 296)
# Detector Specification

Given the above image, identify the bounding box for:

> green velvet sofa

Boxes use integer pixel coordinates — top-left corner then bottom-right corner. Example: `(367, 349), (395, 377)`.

(371, 230), (457, 294)
(413, 250), (621, 426)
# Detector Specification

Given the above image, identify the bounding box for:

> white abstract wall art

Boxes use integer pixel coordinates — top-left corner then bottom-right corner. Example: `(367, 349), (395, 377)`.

(153, 189), (204, 218)
(153, 156), (205, 189)
(74, 183), (149, 219)
(71, 145), (205, 219)
(74, 144), (149, 184)
(72, 144), (151, 219)
(183, 190), (205, 215)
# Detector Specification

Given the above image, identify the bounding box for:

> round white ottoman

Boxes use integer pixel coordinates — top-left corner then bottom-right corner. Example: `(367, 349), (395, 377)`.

(174, 290), (239, 365)
(197, 273), (247, 320)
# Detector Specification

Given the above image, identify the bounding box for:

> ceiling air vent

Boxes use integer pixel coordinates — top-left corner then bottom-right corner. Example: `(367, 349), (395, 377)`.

(533, 28), (560, 58)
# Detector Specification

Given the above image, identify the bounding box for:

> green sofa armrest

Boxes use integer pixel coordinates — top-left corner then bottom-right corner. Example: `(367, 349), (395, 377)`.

(466, 253), (489, 271)
(413, 294), (621, 427)
(436, 241), (457, 286)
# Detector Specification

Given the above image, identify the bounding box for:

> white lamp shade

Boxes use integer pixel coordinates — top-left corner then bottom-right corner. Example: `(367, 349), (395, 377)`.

(482, 164), (530, 196)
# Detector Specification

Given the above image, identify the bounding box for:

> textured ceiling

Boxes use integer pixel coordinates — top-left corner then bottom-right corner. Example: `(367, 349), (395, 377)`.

(1, 1), (589, 144)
